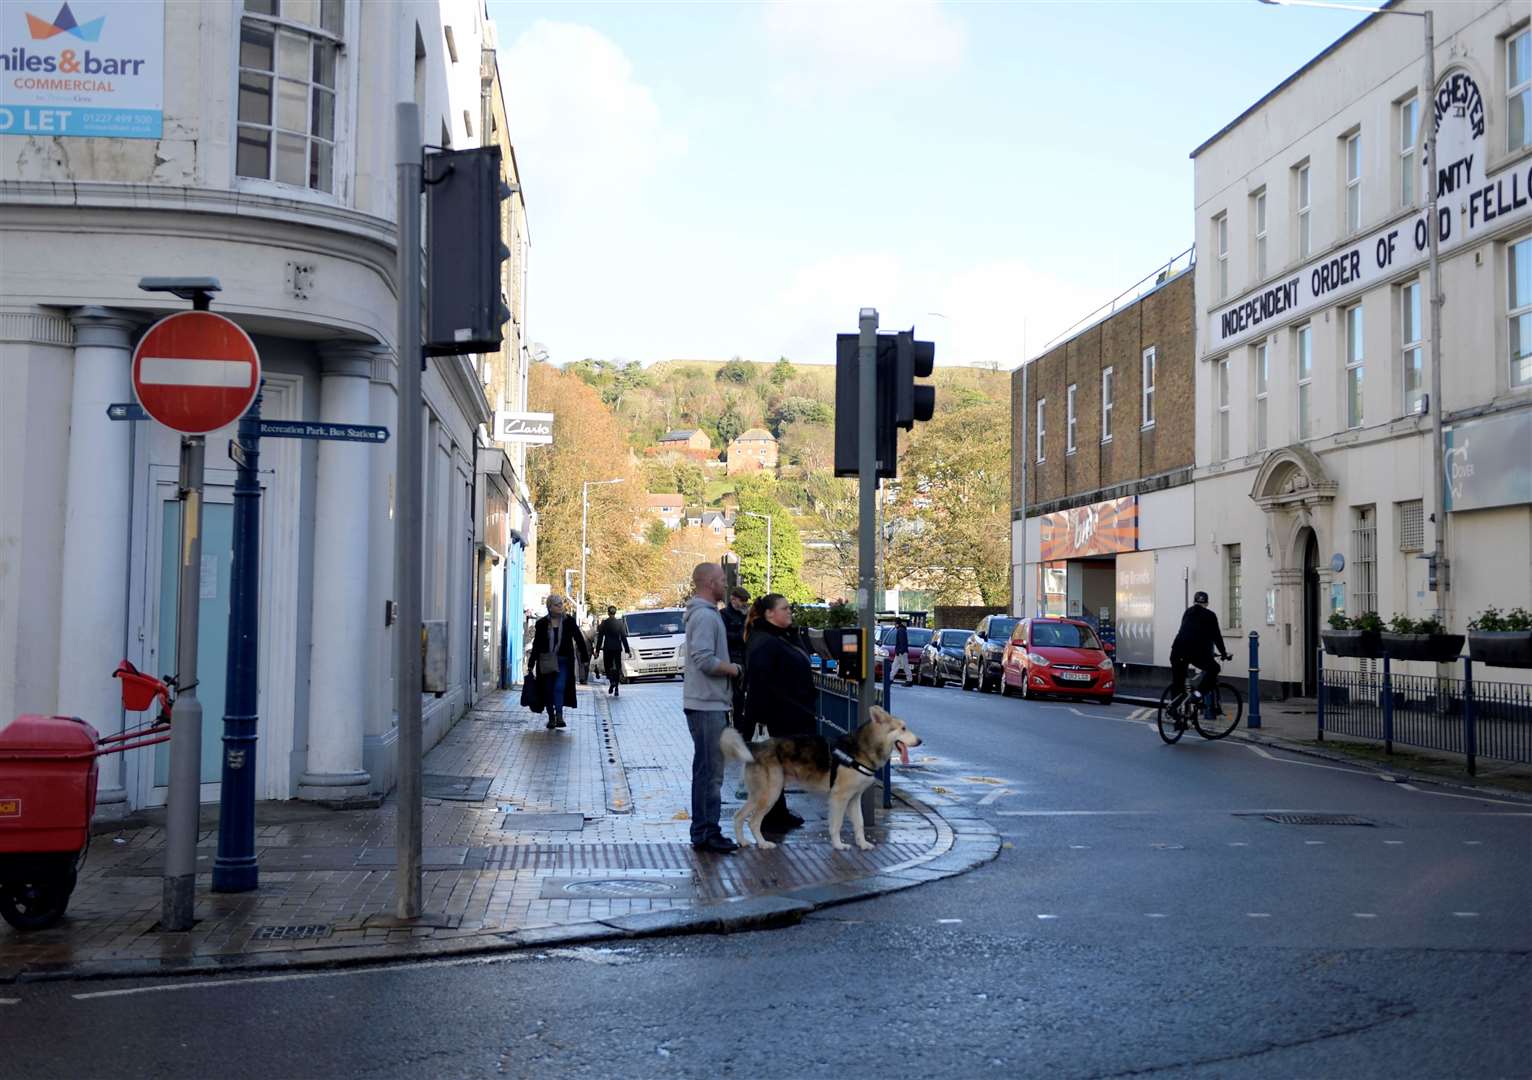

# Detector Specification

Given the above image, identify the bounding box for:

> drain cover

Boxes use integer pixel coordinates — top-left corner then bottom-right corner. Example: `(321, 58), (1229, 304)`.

(1263, 813), (1377, 826)
(252, 924), (332, 941)
(539, 876), (694, 899)
(421, 774), (492, 802)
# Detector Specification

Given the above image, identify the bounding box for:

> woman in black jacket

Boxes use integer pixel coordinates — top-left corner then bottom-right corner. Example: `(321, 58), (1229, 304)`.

(743, 594), (815, 831)
(521, 594), (590, 730)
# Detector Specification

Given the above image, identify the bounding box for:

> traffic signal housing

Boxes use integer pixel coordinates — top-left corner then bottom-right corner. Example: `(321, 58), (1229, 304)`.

(833, 328), (937, 479)
(424, 146), (513, 356)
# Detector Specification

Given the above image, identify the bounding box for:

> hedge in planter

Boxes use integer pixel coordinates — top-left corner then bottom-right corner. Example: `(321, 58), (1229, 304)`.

(1381, 615), (1464, 663)
(1322, 612), (1382, 658)
(1466, 607), (1532, 669)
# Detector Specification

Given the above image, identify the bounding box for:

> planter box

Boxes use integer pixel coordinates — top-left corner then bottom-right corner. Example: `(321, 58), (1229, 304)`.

(1467, 631), (1532, 669)
(1322, 629), (1381, 658)
(1380, 632), (1465, 663)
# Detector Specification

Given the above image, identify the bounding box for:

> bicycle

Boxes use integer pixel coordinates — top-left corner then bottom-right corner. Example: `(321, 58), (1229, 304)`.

(1157, 659), (1244, 744)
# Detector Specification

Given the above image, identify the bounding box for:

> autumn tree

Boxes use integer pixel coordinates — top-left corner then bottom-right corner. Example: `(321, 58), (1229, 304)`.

(526, 363), (656, 610)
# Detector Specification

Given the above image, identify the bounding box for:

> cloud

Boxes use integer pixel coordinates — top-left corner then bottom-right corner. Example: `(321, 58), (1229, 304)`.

(762, 0), (968, 101)
(499, 21), (685, 216)
(768, 255), (1109, 369)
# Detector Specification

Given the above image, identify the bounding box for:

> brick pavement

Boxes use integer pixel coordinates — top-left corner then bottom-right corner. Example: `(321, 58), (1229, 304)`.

(0, 680), (994, 982)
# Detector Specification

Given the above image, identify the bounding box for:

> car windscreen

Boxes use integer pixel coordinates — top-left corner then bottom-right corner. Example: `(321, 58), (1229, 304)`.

(906, 629), (932, 648)
(940, 631), (971, 647)
(1029, 621), (1102, 650)
(624, 612), (684, 636)
(987, 618), (1018, 641)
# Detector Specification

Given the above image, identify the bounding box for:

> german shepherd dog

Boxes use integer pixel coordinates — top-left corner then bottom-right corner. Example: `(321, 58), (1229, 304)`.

(719, 706), (923, 851)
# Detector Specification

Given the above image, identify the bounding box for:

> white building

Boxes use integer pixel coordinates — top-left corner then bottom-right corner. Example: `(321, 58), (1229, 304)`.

(1191, 0), (1530, 694)
(0, 0), (536, 814)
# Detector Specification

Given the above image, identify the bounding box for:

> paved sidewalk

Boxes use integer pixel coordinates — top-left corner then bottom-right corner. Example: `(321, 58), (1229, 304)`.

(0, 681), (997, 983)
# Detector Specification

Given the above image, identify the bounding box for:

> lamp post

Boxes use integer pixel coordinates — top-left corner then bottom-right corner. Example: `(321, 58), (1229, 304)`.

(1257, 0), (1447, 627)
(738, 509), (773, 592)
(581, 477), (625, 617)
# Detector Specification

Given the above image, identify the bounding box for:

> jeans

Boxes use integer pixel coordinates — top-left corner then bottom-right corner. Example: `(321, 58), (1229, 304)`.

(553, 657), (572, 716)
(685, 709), (729, 844)
(1170, 654), (1219, 713)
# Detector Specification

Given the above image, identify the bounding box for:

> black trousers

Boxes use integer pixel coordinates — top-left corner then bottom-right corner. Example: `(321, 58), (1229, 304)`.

(1170, 653), (1219, 696)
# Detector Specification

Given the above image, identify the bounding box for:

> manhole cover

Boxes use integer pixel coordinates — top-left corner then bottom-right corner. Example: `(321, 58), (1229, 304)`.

(539, 875), (695, 899)
(252, 924), (332, 941)
(421, 774), (492, 802)
(1263, 813), (1377, 826)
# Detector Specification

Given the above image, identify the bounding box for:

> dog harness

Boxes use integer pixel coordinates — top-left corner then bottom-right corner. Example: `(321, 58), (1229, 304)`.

(829, 746), (880, 788)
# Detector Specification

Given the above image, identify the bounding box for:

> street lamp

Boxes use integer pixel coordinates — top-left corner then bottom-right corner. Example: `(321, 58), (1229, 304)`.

(581, 477), (625, 617)
(1257, 0), (1448, 625)
(738, 509), (773, 592)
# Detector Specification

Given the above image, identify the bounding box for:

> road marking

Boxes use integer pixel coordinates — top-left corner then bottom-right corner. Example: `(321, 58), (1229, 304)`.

(1145, 913), (1168, 919)
(1352, 913), (1378, 918)
(996, 810), (1156, 816)
(1247, 912), (1272, 918)
(1228, 841), (1250, 847)
(1238, 743), (1371, 775)
(1384, 840), (1405, 845)
(1071, 706), (1154, 727)
(1452, 911), (1480, 918)
(0, 998), (20, 1006)
(1068, 844), (1090, 850)
(1464, 840), (1483, 846)
(1036, 914), (1059, 920)
(937, 918), (963, 924)
(70, 951), (536, 1000)
(1304, 840), (1326, 846)
(1395, 784), (1530, 808)
(976, 787), (1017, 806)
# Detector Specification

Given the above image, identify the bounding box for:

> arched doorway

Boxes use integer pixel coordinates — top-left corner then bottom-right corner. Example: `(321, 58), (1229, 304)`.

(1300, 528), (1320, 695)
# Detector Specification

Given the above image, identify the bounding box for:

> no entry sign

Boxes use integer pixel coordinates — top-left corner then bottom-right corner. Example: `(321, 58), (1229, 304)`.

(132, 312), (260, 434)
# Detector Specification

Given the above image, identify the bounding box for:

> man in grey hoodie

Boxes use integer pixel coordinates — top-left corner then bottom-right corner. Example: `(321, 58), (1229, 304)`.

(684, 562), (742, 854)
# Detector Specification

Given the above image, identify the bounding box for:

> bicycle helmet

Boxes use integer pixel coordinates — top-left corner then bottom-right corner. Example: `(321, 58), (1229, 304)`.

(1193, 591), (1209, 605)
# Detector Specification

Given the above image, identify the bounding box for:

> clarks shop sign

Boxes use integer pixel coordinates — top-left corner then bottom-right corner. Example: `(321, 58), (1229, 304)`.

(493, 411), (554, 445)
(1208, 69), (1529, 353)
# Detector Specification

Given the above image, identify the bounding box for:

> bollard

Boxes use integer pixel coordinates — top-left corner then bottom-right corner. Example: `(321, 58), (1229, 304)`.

(1463, 656), (1477, 777)
(1247, 631), (1261, 729)
(1316, 647), (1325, 741)
(1382, 652), (1394, 756)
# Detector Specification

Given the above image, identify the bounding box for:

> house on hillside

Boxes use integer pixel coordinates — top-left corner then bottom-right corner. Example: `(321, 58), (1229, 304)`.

(646, 428), (716, 463)
(645, 493), (684, 530)
(726, 428), (779, 475)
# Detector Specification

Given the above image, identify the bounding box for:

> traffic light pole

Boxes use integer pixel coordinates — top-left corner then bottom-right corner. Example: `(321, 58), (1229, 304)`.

(856, 308), (878, 733)
(395, 101), (425, 920)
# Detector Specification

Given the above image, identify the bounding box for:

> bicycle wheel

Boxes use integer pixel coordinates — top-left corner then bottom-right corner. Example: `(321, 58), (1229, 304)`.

(1195, 681), (1244, 739)
(1156, 685), (1186, 744)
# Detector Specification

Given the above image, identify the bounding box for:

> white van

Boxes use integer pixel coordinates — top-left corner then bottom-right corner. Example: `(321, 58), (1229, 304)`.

(620, 608), (688, 680)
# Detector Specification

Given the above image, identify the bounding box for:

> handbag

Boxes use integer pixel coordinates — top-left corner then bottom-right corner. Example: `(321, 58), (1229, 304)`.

(750, 723), (771, 743)
(536, 654), (559, 677)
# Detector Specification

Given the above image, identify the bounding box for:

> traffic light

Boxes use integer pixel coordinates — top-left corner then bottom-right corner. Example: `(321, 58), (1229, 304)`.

(424, 146), (513, 356)
(833, 328), (937, 479)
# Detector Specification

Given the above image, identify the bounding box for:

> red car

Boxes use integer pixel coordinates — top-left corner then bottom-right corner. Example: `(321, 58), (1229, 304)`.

(873, 625), (932, 682)
(1000, 618), (1115, 704)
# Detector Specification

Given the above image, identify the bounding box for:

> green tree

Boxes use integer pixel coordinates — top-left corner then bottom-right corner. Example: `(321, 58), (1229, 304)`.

(601, 360), (651, 411)
(715, 405), (745, 446)
(767, 395), (831, 436)
(770, 356), (795, 388)
(645, 518), (671, 546)
(644, 461), (677, 494)
(675, 461), (706, 504)
(733, 475), (811, 602)
(716, 357), (752, 384)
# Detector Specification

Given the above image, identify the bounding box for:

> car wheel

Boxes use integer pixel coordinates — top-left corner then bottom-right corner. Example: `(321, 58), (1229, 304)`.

(1101, 695), (1114, 706)
(961, 665), (974, 691)
(934, 673), (945, 688)
(999, 676), (1013, 697)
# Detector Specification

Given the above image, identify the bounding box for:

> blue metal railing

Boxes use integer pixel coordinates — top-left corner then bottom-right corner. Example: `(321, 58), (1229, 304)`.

(813, 670), (893, 809)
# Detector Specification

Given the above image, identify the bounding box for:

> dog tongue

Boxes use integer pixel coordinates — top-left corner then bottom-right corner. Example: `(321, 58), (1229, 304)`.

(897, 741), (910, 766)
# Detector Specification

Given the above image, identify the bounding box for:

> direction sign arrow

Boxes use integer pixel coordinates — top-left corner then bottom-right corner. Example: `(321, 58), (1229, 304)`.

(106, 402), (149, 421)
(258, 421), (390, 443)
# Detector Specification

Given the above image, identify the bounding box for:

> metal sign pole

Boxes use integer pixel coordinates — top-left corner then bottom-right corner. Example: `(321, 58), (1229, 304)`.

(395, 101), (425, 920)
(163, 434), (206, 930)
(213, 387), (262, 892)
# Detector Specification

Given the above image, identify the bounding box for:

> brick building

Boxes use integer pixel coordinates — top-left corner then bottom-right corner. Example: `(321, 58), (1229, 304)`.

(726, 427), (779, 474)
(1012, 255), (1197, 680)
(645, 493), (684, 529)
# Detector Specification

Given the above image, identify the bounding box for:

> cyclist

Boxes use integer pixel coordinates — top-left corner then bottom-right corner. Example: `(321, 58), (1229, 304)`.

(1169, 591), (1232, 722)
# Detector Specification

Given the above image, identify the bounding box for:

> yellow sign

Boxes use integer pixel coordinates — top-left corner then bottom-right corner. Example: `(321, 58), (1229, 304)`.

(0, 799), (20, 818)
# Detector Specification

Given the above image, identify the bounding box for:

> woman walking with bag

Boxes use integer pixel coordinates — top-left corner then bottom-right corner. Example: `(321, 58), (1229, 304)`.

(521, 594), (590, 730)
(743, 594), (815, 833)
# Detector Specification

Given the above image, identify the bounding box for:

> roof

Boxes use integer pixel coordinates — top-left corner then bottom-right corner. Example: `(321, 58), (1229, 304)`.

(646, 493), (683, 507)
(1190, 2), (1392, 160)
(659, 429), (699, 442)
(734, 428), (775, 441)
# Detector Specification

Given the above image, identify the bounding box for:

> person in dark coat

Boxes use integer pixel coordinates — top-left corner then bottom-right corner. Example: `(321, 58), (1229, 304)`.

(521, 594), (590, 730)
(1169, 590), (1231, 718)
(743, 593), (814, 832)
(592, 605), (632, 697)
(721, 586), (751, 737)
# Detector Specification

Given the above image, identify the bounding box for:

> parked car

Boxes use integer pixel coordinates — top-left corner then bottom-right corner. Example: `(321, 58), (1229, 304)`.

(999, 617), (1115, 704)
(873, 624), (932, 682)
(619, 608), (687, 680)
(918, 629), (973, 687)
(961, 615), (1019, 692)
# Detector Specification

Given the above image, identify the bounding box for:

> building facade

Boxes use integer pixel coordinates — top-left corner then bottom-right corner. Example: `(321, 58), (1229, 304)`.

(645, 493), (684, 529)
(1192, 0), (1531, 693)
(0, 0), (535, 813)
(726, 428), (779, 474)
(1012, 260), (1198, 687)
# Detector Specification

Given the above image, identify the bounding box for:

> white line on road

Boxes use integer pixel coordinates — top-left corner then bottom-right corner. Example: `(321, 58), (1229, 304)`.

(976, 788), (1017, 806)
(1453, 912), (1481, 918)
(0, 998), (20, 1005)
(1304, 840), (1327, 845)
(1393, 784), (1530, 808)
(1239, 742), (1371, 775)
(1068, 844), (1090, 850)
(1145, 913), (1168, 919)
(996, 810), (1156, 816)
(1229, 841), (1250, 846)
(1247, 913), (1272, 918)
(1464, 840), (1484, 845)
(1036, 914), (1059, 920)
(1352, 913), (1378, 918)
(1384, 840), (1405, 845)
(937, 918), (963, 924)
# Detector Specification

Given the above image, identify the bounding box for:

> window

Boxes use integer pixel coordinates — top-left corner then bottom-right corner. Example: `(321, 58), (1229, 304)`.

(1253, 342), (1269, 451)
(1066, 384), (1078, 454)
(1511, 236), (1532, 388)
(1345, 304), (1364, 429)
(1398, 95), (1418, 206)
(1296, 162), (1312, 259)
(1396, 499), (1424, 553)
(236, 0), (343, 192)
(1296, 323), (1313, 439)
(1215, 213), (1229, 300)
(1345, 132), (1362, 234)
(1036, 398), (1046, 462)
(1101, 367), (1114, 443)
(1215, 358), (1231, 460)
(1352, 506), (1377, 616)
(1510, 28), (1530, 153)
(1400, 279), (1424, 413)
(1227, 545), (1243, 629)
(1142, 347), (1157, 427)
(1253, 190), (1268, 280)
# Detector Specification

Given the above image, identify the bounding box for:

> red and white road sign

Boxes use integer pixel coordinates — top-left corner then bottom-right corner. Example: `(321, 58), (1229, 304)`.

(131, 311), (260, 435)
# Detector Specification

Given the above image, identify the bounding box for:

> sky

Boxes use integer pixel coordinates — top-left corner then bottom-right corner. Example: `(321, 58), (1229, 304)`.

(486, 0), (1369, 369)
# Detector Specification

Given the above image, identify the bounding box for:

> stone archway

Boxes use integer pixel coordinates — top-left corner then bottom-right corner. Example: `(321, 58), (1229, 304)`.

(1249, 447), (1337, 693)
